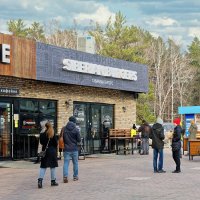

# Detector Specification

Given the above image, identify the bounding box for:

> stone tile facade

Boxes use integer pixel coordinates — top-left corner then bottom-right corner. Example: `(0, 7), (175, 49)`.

(0, 76), (136, 133)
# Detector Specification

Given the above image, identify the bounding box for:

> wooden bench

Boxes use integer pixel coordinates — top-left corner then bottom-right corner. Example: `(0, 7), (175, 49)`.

(188, 139), (200, 160)
(109, 129), (137, 155)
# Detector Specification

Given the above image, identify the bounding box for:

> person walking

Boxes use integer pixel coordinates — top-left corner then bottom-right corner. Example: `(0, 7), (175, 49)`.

(172, 118), (182, 173)
(37, 121), (59, 188)
(63, 116), (81, 183)
(150, 117), (166, 173)
(138, 120), (152, 155)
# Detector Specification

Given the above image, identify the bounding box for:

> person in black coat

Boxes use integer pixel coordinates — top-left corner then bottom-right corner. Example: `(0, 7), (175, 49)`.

(150, 117), (166, 173)
(38, 122), (59, 188)
(172, 118), (182, 173)
(138, 120), (152, 155)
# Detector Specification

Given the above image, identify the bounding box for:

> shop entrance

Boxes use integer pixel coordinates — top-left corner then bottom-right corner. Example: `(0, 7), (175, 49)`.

(73, 102), (114, 154)
(0, 101), (12, 159)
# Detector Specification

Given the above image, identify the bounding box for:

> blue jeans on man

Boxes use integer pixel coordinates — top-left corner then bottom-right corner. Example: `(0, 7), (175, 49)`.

(153, 148), (164, 172)
(141, 138), (149, 154)
(63, 151), (79, 179)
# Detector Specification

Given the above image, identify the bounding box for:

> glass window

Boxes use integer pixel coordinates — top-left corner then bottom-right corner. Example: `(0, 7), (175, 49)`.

(19, 114), (39, 134)
(20, 100), (38, 113)
(73, 104), (87, 138)
(101, 105), (113, 129)
(39, 101), (56, 115)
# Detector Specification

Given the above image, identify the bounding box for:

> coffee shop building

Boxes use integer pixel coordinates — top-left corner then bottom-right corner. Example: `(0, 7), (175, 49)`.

(0, 33), (148, 160)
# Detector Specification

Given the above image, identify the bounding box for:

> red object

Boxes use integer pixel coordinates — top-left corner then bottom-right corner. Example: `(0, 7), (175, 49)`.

(173, 118), (181, 125)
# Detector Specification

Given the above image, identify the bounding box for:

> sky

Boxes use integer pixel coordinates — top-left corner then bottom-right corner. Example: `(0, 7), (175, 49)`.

(0, 0), (200, 50)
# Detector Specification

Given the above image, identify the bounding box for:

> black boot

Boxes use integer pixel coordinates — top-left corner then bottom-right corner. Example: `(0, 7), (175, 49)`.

(51, 180), (59, 186)
(38, 178), (43, 188)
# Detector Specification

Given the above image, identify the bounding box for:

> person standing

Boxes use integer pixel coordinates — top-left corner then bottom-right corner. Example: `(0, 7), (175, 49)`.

(38, 121), (59, 188)
(63, 116), (81, 183)
(131, 124), (137, 137)
(188, 120), (198, 140)
(172, 118), (182, 173)
(138, 120), (152, 155)
(34, 120), (48, 164)
(150, 117), (166, 173)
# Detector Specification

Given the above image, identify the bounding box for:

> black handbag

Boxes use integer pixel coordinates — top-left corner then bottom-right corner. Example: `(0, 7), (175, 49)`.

(38, 139), (50, 158)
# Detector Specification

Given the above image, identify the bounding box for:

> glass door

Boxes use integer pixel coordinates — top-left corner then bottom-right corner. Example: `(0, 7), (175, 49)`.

(0, 102), (12, 158)
(90, 105), (101, 153)
(74, 102), (114, 154)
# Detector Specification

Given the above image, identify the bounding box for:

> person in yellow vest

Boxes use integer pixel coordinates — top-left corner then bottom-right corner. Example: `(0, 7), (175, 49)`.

(131, 124), (138, 152)
(131, 124), (137, 137)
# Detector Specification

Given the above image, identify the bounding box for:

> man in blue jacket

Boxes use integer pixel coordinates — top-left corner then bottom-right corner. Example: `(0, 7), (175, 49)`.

(63, 116), (81, 183)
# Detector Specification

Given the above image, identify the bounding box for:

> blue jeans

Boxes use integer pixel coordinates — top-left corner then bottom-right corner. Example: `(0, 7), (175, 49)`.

(141, 138), (149, 154)
(39, 168), (56, 180)
(63, 151), (79, 178)
(153, 148), (163, 171)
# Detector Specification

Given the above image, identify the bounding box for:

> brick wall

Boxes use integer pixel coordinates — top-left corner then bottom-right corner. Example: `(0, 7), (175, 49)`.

(0, 76), (136, 132)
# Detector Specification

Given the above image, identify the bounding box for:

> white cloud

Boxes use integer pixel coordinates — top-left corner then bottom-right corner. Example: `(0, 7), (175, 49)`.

(188, 27), (200, 38)
(20, 0), (29, 9)
(34, 5), (44, 11)
(74, 5), (115, 25)
(53, 16), (65, 23)
(150, 32), (160, 38)
(146, 17), (178, 26)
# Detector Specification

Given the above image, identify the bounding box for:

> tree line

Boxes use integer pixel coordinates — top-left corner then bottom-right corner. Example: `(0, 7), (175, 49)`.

(6, 12), (200, 124)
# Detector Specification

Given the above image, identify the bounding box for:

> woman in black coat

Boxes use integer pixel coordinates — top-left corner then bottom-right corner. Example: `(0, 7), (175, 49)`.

(172, 118), (182, 173)
(38, 122), (59, 188)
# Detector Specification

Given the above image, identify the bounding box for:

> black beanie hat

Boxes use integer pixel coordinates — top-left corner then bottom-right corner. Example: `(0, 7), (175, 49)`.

(69, 116), (76, 123)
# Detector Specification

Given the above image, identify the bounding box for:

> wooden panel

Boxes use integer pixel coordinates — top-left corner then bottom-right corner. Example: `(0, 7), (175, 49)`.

(183, 138), (188, 151)
(109, 129), (131, 137)
(189, 140), (200, 156)
(0, 33), (36, 79)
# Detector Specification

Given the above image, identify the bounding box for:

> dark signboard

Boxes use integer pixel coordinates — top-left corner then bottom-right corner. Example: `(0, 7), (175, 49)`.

(0, 87), (19, 95)
(36, 43), (148, 93)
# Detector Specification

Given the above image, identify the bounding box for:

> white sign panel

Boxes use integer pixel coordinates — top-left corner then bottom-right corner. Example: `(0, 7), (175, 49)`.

(63, 59), (137, 81)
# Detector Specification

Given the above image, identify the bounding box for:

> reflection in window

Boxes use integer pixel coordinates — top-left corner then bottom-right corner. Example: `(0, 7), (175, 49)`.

(39, 101), (56, 115)
(20, 100), (38, 113)
(73, 104), (87, 138)
(101, 106), (113, 128)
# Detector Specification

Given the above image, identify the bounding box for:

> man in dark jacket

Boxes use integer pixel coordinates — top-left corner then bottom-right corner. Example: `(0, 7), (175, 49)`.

(172, 118), (182, 173)
(150, 117), (166, 173)
(138, 120), (152, 155)
(63, 116), (81, 183)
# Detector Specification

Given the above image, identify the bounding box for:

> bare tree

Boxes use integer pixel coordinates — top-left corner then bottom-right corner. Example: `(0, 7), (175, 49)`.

(44, 19), (77, 49)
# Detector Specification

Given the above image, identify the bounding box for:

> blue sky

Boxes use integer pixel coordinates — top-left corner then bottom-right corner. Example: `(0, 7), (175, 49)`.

(0, 0), (200, 50)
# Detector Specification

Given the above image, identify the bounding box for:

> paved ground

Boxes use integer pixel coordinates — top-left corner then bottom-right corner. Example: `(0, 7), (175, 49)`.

(1, 148), (200, 200)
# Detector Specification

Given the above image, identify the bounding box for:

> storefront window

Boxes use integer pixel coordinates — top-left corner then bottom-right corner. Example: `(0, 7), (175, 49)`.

(39, 101), (56, 115)
(73, 104), (87, 138)
(20, 100), (38, 113)
(13, 98), (57, 159)
(19, 114), (38, 134)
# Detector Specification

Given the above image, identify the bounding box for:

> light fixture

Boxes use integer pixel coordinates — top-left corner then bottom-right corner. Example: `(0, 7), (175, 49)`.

(65, 99), (72, 108)
(122, 106), (126, 112)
